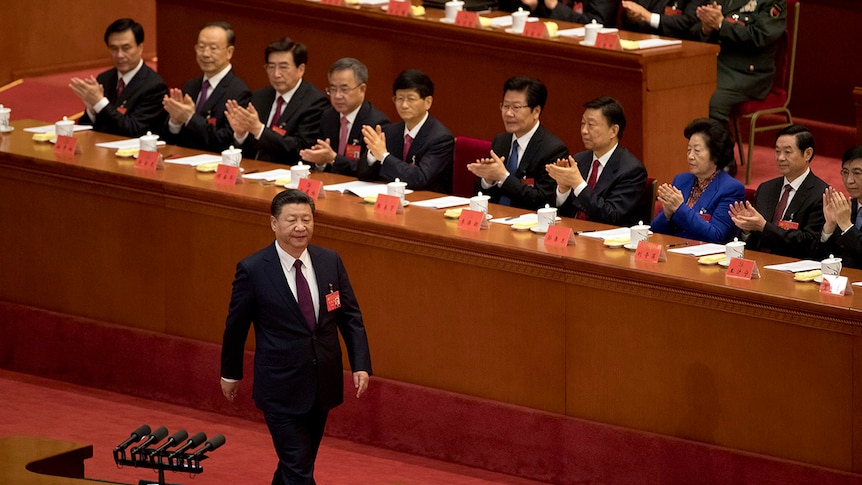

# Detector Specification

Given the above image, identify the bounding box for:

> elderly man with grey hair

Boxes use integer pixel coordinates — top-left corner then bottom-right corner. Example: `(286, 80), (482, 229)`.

(300, 58), (390, 175)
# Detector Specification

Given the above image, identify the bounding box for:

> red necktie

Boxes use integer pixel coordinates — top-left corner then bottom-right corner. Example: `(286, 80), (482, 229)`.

(271, 96), (284, 128)
(338, 116), (349, 155)
(293, 260), (316, 333)
(403, 134), (413, 162)
(772, 184), (792, 224)
(116, 78), (125, 98)
(576, 160), (601, 220)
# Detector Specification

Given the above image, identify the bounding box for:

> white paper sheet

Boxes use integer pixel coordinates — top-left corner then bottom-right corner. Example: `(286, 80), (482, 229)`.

(242, 169), (293, 181)
(667, 243), (726, 257)
(577, 227), (630, 240)
(410, 196), (470, 209)
(763, 260), (821, 273)
(325, 180), (413, 198)
(24, 124), (93, 133)
(95, 139), (166, 149)
(163, 154), (221, 166)
(557, 27), (618, 38)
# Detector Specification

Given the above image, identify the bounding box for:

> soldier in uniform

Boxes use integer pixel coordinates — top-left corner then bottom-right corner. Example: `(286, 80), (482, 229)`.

(691, 0), (787, 123)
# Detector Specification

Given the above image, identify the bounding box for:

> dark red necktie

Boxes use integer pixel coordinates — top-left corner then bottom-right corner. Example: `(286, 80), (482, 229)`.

(116, 78), (125, 98)
(338, 116), (349, 155)
(403, 134), (413, 161)
(293, 260), (316, 332)
(195, 79), (211, 115)
(772, 184), (792, 224)
(271, 96), (284, 128)
(576, 160), (601, 220)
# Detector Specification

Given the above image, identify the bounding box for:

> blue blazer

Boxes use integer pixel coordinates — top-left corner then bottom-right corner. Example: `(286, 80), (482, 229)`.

(651, 170), (745, 244)
(220, 243), (371, 415)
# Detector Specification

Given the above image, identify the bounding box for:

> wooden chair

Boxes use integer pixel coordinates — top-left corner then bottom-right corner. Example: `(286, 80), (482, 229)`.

(732, 0), (800, 184)
(452, 136), (491, 198)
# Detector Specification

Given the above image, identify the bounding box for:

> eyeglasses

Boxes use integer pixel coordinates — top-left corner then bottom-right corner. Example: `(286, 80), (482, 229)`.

(393, 95), (423, 104)
(265, 63), (294, 73)
(194, 43), (227, 54)
(840, 169), (862, 179)
(500, 103), (530, 113)
(326, 85), (362, 96)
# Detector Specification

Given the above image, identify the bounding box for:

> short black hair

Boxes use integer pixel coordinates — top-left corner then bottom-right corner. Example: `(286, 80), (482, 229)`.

(392, 69), (433, 98)
(329, 58), (369, 85)
(584, 96), (626, 141)
(104, 18), (144, 45)
(271, 189), (315, 216)
(201, 21), (235, 46)
(264, 37), (308, 67)
(842, 145), (862, 165)
(503, 76), (548, 111)
(683, 118), (735, 170)
(776, 124), (815, 162)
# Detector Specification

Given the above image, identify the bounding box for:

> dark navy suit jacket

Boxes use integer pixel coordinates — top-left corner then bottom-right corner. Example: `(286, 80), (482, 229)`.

(79, 63), (167, 137)
(317, 101), (390, 176)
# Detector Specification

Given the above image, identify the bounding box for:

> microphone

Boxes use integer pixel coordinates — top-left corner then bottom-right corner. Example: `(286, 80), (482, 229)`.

(114, 424), (151, 452)
(152, 429), (188, 455)
(131, 426), (168, 454)
(190, 434), (226, 459)
(168, 431), (207, 458)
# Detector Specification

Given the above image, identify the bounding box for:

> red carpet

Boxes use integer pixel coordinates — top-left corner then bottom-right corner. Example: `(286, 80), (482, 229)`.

(0, 67), (105, 122)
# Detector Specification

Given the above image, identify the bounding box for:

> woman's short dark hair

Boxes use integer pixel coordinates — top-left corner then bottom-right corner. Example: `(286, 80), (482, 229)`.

(683, 118), (735, 170)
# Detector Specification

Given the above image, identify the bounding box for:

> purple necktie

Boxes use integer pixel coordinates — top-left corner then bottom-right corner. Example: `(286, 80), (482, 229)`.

(271, 96), (284, 128)
(195, 79), (211, 115)
(293, 260), (316, 332)
(403, 134), (413, 162)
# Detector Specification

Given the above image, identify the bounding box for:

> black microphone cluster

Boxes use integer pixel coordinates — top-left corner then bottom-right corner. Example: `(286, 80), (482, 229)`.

(113, 424), (225, 477)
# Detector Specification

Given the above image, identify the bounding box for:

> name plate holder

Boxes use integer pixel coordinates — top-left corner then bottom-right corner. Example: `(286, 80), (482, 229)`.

(820, 275), (853, 295)
(134, 150), (163, 170)
(298, 178), (325, 199)
(544, 225), (575, 247)
(454, 11), (479, 28)
(53, 135), (80, 157)
(726, 257), (760, 279)
(321, 0), (345, 5)
(386, 0), (410, 17)
(457, 209), (488, 231)
(594, 32), (622, 51)
(214, 164), (242, 184)
(522, 22), (548, 39)
(374, 193), (404, 214)
(634, 240), (666, 262)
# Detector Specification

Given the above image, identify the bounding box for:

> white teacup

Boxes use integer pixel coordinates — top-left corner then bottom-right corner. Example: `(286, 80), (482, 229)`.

(511, 8), (529, 33)
(469, 192), (490, 214)
(537, 205), (557, 231)
(725, 238), (745, 263)
(0, 104), (10, 131)
(629, 221), (650, 244)
(584, 21), (603, 45)
(387, 178), (407, 203)
(139, 132), (159, 152)
(291, 162), (311, 183)
(822, 255), (842, 276)
(444, 0), (464, 21)
(55, 117), (74, 138)
(221, 145), (243, 167)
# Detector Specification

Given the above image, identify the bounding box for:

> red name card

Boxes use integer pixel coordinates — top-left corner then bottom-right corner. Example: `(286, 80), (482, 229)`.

(53, 135), (78, 156)
(214, 164), (241, 184)
(298, 177), (325, 199)
(820, 275), (852, 295)
(634, 240), (666, 262)
(594, 32), (621, 51)
(374, 193), (403, 214)
(522, 21), (547, 39)
(134, 150), (161, 170)
(457, 209), (488, 231)
(544, 225), (575, 247)
(321, 0), (344, 5)
(726, 257), (760, 279)
(454, 10), (479, 27)
(387, 0), (410, 17)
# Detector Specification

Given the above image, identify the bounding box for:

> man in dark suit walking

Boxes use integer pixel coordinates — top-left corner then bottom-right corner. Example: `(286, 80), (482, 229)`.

(220, 189), (372, 485)
(70, 18), (167, 137)
(226, 38), (329, 164)
(729, 124), (827, 259)
(467, 76), (567, 210)
(162, 21), (252, 153)
(299, 58), (390, 175)
(359, 69), (454, 194)
(547, 96), (648, 226)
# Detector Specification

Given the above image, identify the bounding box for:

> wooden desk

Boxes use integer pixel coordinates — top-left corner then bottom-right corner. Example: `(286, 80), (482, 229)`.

(0, 436), (99, 484)
(2, 121), (862, 473)
(154, 0), (718, 184)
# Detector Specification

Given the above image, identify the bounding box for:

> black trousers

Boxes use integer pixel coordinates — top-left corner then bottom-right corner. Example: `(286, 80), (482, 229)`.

(264, 400), (329, 485)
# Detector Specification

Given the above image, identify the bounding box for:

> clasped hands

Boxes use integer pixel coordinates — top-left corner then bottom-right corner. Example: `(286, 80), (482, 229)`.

(162, 88), (196, 125)
(696, 2), (724, 34)
(545, 156), (583, 193)
(822, 186), (853, 234)
(69, 76), (104, 109)
(467, 150), (509, 184)
(728, 200), (766, 232)
(225, 99), (263, 139)
(299, 138), (337, 165)
(656, 183), (684, 218)
(621, 1), (651, 23)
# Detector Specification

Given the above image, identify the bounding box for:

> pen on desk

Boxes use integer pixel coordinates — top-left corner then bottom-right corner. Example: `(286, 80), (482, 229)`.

(244, 169), (259, 175)
(504, 215), (520, 221)
(575, 230), (596, 235)
(666, 242), (689, 248)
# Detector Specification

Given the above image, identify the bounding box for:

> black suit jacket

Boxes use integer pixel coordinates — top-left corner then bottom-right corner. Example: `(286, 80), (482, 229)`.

(242, 81), (329, 163)
(546, 0), (619, 26)
(79, 63), (167, 137)
(220, 243), (372, 415)
(558, 146), (648, 226)
(318, 101), (390, 176)
(745, 171), (828, 259)
(477, 125), (568, 211)
(621, 0), (704, 38)
(358, 115), (455, 194)
(164, 69), (252, 153)
(818, 200), (862, 270)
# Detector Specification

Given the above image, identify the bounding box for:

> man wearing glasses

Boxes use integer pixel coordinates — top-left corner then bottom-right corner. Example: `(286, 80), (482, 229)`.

(359, 69), (454, 194)
(299, 58), (390, 175)
(162, 21), (251, 153)
(467, 76), (568, 210)
(225, 38), (328, 164)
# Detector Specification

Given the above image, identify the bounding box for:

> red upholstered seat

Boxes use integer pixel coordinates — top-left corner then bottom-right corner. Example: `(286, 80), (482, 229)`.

(452, 136), (492, 198)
